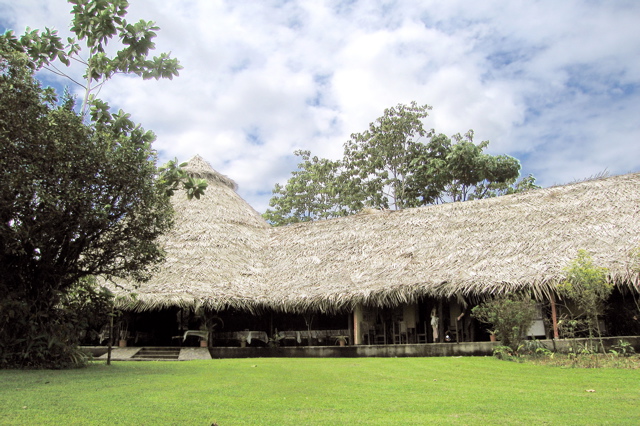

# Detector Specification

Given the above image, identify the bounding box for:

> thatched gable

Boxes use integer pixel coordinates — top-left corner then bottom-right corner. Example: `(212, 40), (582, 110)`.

(112, 155), (271, 312)
(111, 156), (640, 313)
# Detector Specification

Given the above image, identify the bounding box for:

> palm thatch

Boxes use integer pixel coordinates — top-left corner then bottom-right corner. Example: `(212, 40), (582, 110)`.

(110, 155), (271, 312)
(110, 156), (640, 314)
(266, 173), (640, 312)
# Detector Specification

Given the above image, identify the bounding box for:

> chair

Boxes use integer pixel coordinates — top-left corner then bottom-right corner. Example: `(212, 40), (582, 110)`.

(373, 323), (386, 345)
(448, 305), (462, 343)
(416, 321), (428, 344)
(98, 324), (111, 345)
(360, 322), (374, 345)
(393, 321), (407, 344)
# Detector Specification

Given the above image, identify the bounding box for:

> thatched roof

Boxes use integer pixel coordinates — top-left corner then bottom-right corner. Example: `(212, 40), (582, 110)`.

(111, 156), (640, 313)
(111, 155), (272, 312)
(266, 174), (640, 312)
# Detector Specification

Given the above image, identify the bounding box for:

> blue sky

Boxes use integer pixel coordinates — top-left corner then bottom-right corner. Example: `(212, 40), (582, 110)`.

(2, 0), (639, 213)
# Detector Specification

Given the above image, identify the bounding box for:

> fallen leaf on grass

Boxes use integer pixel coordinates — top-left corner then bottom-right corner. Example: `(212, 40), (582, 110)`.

(585, 389), (596, 393)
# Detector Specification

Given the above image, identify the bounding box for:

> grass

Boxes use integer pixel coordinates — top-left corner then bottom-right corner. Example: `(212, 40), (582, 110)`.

(1, 357), (639, 425)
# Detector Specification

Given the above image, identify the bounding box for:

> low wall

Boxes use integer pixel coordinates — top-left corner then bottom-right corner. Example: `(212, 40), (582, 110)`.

(209, 341), (497, 359)
(81, 336), (640, 360)
(209, 336), (640, 359)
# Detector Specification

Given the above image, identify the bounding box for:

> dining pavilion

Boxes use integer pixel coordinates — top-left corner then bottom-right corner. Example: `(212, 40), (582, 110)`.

(102, 156), (640, 352)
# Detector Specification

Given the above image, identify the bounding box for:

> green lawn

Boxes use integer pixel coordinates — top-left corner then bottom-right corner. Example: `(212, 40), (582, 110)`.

(1, 357), (639, 425)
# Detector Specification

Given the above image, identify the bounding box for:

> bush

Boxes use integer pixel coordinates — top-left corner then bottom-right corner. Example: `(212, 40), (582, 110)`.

(558, 250), (613, 353)
(472, 294), (537, 351)
(0, 278), (112, 369)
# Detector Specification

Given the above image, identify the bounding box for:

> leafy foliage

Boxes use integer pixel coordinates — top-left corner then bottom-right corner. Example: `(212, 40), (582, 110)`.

(0, 2), (202, 367)
(407, 129), (524, 203)
(1, 0), (206, 199)
(0, 276), (113, 369)
(263, 151), (343, 226)
(471, 294), (537, 351)
(264, 102), (534, 225)
(3, 0), (182, 116)
(558, 250), (613, 352)
(610, 339), (636, 357)
(0, 43), (176, 368)
(342, 101), (433, 210)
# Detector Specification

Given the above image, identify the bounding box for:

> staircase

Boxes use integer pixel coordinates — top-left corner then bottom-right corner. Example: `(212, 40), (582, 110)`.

(131, 347), (181, 360)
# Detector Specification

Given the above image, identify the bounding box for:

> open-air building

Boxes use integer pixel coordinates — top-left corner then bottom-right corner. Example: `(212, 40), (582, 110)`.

(104, 156), (640, 354)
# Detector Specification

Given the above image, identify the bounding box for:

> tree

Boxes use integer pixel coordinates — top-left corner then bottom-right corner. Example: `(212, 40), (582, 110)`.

(0, 1), (203, 368)
(558, 250), (613, 353)
(408, 130), (522, 203)
(2, 0), (205, 198)
(3, 0), (182, 117)
(342, 102), (432, 210)
(265, 102), (531, 225)
(477, 173), (541, 198)
(0, 43), (177, 368)
(263, 150), (343, 226)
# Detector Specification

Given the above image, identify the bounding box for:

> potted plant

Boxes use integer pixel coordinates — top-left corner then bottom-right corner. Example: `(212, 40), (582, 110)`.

(194, 307), (224, 348)
(335, 336), (349, 347)
(200, 334), (209, 347)
(268, 330), (284, 348)
(118, 321), (129, 347)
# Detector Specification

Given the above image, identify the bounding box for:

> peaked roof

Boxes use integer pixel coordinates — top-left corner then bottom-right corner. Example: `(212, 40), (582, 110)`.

(113, 155), (271, 312)
(112, 156), (640, 313)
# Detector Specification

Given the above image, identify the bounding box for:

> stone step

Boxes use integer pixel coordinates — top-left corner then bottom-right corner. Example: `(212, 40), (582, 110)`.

(136, 347), (180, 352)
(132, 347), (181, 360)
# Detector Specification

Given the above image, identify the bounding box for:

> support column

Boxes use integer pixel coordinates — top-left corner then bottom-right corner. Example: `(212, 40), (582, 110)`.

(438, 299), (444, 343)
(550, 293), (559, 339)
(353, 304), (364, 345)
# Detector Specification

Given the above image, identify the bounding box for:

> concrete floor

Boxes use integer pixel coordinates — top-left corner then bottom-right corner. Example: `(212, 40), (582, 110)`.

(86, 346), (212, 361)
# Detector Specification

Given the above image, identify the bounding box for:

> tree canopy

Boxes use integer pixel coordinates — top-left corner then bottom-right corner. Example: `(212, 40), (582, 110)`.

(0, 0), (203, 368)
(342, 101), (433, 210)
(0, 40), (176, 368)
(408, 130), (524, 204)
(3, 0), (182, 117)
(262, 150), (342, 226)
(264, 102), (538, 226)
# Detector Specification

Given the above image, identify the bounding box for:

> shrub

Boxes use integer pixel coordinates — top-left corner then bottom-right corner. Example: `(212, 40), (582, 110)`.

(558, 250), (613, 353)
(472, 294), (537, 351)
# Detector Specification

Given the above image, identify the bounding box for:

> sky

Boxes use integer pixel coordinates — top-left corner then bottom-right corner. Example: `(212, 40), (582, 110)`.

(1, 0), (639, 213)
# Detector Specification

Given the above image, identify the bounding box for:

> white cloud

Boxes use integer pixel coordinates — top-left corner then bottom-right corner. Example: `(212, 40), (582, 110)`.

(2, 0), (639, 212)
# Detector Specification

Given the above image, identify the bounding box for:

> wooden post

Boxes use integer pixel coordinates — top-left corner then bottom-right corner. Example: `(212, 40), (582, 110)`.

(550, 293), (559, 339)
(353, 304), (363, 345)
(438, 300), (444, 343)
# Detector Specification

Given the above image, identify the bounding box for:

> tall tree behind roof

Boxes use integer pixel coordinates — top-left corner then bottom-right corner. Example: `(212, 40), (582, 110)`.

(264, 102), (534, 226)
